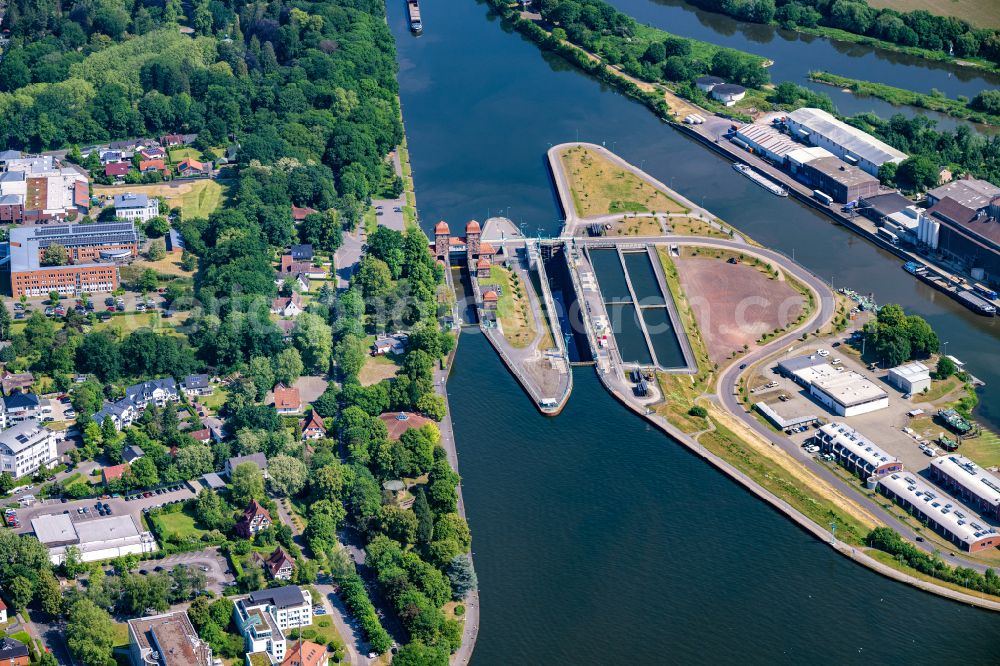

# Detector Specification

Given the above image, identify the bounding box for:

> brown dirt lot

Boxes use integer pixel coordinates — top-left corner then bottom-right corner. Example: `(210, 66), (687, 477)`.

(675, 256), (804, 363)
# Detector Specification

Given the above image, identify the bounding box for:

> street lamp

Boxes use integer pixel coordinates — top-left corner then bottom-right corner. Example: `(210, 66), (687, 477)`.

(943, 341), (949, 357)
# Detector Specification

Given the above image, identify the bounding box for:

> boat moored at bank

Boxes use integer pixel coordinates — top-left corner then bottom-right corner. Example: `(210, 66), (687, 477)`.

(732, 163), (787, 197)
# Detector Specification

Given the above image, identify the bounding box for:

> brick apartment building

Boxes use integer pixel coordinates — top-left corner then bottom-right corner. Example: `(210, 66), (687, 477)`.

(8, 222), (139, 297)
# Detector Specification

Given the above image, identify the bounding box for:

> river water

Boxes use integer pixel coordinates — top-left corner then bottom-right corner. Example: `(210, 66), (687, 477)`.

(615, 0), (1000, 132)
(388, 1), (1000, 663)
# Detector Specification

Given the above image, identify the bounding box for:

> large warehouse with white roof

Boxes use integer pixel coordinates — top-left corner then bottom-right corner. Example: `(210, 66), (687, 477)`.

(31, 513), (157, 565)
(785, 108), (907, 177)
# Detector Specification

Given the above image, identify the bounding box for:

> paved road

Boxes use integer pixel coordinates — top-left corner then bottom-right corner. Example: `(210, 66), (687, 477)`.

(434, 337), (480, 666)
(273, 497), (368, 665)
(146, 548), (232, 593)
(334, 226), (364, 291)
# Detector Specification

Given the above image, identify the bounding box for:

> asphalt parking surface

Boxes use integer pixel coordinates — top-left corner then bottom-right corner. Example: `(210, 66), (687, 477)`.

(10, 485), (195, 535)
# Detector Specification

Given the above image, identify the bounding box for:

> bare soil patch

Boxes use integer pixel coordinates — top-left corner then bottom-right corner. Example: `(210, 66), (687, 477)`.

(675, 256), (804, 363)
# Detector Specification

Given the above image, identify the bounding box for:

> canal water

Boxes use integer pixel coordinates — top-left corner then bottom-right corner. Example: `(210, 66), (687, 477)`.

(389, 0), (1000, 663)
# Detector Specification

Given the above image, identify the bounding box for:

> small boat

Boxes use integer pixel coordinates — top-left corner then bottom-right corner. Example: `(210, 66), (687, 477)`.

(732, 163), (787, 197)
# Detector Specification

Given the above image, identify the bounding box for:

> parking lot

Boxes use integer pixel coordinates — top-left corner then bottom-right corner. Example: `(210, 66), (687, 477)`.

(756, 336), (968, 475)
(8, 292), (168, 322)
(10, 484), (195, 536)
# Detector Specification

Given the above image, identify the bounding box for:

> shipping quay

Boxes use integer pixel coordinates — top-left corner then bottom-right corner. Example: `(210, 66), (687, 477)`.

(672, 111), (1000, 318)
(530, 142), (1000, 611)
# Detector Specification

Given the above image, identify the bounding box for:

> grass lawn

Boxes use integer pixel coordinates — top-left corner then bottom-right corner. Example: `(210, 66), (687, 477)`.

(666, 216), (731, 239)
(94, 180), (227, 219)
(560, 145), (688, 218)
(960, 431), (1000, 468)
(112, 622), (130, 648)
(168, 146), (205, 163)
(487, 266), (537, 349)
(152, 509), (209, 541)
(605, 216), (662, 236)
(920, 376), (960, 403)
(866, 0), (1000, 29)
(91, 311), (191, 336)
(300, 615), (345, 650)
(360, 352), (400, 387)
(133, 255), (195, 278)
(196, 387), (228, 413)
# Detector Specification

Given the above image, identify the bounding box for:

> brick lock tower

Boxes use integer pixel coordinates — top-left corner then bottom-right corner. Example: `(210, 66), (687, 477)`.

(466, 219), (481, 258)
(434, 221), (450, 261)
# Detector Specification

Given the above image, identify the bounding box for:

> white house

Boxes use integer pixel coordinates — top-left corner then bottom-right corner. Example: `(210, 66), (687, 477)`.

(0, 420), (57, 479)
(234, 586), (313, 664)
(182, 374), (213, 397)
(113, 192), (160, 223)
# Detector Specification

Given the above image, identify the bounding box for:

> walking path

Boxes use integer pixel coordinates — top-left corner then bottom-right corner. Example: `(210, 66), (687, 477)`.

(433, 332), (480, 665)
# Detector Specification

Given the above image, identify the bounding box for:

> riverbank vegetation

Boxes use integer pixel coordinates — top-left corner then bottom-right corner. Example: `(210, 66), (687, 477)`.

(811, 71), (1000, 127)
(868, 527), (1000, 596)
(847, 112), (1000, 189)
(679, 0), (1000, 68)
(485, 0), (772, 119)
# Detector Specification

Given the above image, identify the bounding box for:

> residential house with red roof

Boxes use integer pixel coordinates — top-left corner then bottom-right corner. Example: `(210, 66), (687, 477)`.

(235, 499), (272, 538)
(273, 384), (302, 415)
(299, 412), (326, 440)
(253, 546), (295, 581)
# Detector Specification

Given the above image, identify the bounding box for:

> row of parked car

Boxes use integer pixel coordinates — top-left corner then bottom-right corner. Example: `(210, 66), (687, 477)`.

(3, 508), (19, 528)
(125, 485), (184, 501)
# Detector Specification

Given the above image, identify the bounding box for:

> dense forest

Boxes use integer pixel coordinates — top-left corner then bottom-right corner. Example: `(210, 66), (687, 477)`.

(678, 0), (1000, 66)
(0, 0), (401, 209)
(533, 0), (770, 88)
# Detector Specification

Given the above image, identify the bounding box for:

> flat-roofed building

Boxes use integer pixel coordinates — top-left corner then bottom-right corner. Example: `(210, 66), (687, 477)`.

(114, 193), (160, 223)
(878, 472), (1000, 553)
(814, 422), (902, 478)
(0, 156), (88, 223)
(234, 586), (313, 664)
(929, 455), (1000, 520)
(128, 611), (212, 666)
(887, 362), (931, 394)
(734, 123), (801, 163)
(922, 195), (1000, 285)
(794, 364), (888, 416)
(0, 419), (57, 479)
(7, 222), (138, 297)
(927, 177), (1000, 212)
(31, 513), (157, 564)
(786, 107), (907, 176)
(796, 156), (881, 204)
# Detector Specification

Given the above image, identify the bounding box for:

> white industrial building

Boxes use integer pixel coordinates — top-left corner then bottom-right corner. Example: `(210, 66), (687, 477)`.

(711, 83), (746, 106)
(0, 420), (58, 479)
(113, 192), (160, 223)
(814, 422), (902, 478)
(785, 108), (907, 176)
(878, 472), (1000, 553)
(929, 455), (1000, 520)
(31, 513), (157, 565)
(887, 362), (931, 394)
(734, 124), (801, 163)
(791, 363), (889, 417)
